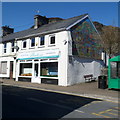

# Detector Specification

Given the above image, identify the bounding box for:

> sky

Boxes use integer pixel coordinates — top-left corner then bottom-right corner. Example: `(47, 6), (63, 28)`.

(2, 2), (118, 32)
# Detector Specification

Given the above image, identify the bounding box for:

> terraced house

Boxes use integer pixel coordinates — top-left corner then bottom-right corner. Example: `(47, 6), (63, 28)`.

(0, 13), (104, 86)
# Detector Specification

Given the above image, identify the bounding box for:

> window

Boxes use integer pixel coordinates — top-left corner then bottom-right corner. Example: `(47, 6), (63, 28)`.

(3, 43), (7, 53)
(39, 36), (45, 46)
(22, 40), (27, 49)
(49, 36), (55, 45)
(111, 62), (120, 79)
(30, 38), (35, 47)
(19, 63), (32, 76)
(0, 61), (7, 74)
(41, 62), (58, 77)
(11, 42), (14, 52)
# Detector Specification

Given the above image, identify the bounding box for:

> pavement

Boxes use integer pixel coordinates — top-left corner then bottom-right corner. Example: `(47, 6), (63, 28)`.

(0, 78), (119, 103)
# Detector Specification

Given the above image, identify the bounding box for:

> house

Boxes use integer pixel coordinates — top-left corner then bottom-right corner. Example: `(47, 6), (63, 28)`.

(0, 13), (104, 86)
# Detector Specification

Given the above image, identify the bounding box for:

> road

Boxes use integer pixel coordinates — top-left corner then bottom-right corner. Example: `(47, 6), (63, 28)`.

(2, 85), (119, 119)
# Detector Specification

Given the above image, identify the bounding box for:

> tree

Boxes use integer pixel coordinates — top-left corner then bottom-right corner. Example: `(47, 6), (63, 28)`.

(100, 26), (119, 58)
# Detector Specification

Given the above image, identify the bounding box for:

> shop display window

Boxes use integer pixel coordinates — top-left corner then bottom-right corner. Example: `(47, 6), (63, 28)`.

(19, 63), (32, 76)
(41, 62), (58, 77)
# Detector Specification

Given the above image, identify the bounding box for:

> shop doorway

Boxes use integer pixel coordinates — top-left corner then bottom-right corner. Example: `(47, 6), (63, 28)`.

(10, 61), (13, 79)
(34, 63), (38, 77)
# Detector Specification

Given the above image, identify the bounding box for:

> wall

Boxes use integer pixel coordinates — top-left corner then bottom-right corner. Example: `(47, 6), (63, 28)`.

(70, 17), (101, 60)
(0, 42), (16, 78)
(67, 56), (104, 86)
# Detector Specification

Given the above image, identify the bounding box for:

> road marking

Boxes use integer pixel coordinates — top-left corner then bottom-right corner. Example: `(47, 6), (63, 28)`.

(92, 108), (119, 118)
(27, 97), (84, 113)
(92, 113), (111, 118)
(107, 112), (118, 116)
(74, 109), (85, 113)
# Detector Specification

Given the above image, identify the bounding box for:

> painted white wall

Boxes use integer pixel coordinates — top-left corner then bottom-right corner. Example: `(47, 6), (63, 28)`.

(67, 56), (104, 86)
(57, 31), (68, 86)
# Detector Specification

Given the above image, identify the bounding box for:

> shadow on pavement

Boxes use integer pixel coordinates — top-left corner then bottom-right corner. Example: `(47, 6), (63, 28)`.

(2, 85), (101, 119)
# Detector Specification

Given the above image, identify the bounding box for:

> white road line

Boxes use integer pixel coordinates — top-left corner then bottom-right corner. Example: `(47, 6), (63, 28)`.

(27, 97), (84, 113)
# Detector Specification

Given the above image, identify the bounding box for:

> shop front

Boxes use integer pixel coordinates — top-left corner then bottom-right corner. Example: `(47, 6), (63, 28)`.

(16, 49), (59, 85)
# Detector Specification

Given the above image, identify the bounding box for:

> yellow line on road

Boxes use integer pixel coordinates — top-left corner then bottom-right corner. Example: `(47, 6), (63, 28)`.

(92, 113), (111, 118)
(107, 112), (118, 116)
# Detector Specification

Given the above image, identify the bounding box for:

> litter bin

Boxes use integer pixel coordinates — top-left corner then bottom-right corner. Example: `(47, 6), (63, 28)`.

(98, 75), (107, 89)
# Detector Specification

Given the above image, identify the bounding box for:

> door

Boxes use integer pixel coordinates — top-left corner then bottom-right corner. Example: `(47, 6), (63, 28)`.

(35, 63), (38, 77)
(32, 63), (40, 83)
(10, 61), (13, 79)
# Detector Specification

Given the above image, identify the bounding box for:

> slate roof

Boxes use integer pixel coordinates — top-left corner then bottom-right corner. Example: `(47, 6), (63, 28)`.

(1, 13), (88, 43)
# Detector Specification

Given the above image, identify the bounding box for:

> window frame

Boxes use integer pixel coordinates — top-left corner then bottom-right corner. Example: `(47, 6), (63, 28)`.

(3, 43), (7, 53)
(39, 36), (45, 47)
(49, 35), (56, 46)
(30, 38), (35, 48)
(11, 41), (15, 53)
(22, 40), (27, 49)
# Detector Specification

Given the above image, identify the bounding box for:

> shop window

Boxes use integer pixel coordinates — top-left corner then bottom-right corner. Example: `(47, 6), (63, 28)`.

(30, 38), (35, 48)
(19, 63), (32, 76)
(41, 62), (58, 77)
(49, 36), (55, 45)
(3, 43), (7, 53)
(22, 40), (27, 49)
(11, 41), (14, 52)
(0, 61), (7, 74)
(39, 36), (45, 46)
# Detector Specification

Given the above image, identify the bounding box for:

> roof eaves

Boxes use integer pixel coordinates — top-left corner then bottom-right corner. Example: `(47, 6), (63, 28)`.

(16, 27), (66, 40)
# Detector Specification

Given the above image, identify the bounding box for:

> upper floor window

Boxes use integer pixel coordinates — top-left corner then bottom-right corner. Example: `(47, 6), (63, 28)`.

(22, 40), (27, 49)
(30, 38), (35, 48)
(39, 36), (45, 46)
(11, 42), (14, 52)
(49, 36), (55, 45)
(3, 43), (7, 53)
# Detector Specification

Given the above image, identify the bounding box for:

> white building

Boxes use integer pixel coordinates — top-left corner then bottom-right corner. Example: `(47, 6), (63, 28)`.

(0, 14), (104, 86)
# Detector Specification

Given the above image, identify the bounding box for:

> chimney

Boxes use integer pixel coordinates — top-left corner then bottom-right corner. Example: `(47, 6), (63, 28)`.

(34, 15), (48, 29)
(2, 26), (14, 36)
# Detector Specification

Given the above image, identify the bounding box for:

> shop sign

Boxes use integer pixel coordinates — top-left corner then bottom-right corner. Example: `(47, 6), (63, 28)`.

(17, 49), (60, 60)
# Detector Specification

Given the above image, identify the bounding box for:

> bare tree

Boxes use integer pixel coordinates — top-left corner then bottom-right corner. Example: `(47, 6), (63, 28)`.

(100, 26), (119, 58)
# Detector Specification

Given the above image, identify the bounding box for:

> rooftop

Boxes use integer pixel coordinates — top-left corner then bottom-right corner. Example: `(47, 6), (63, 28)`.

(1, 13), (88, 43)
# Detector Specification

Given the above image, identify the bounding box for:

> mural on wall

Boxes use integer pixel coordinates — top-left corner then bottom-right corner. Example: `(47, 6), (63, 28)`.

(70, 17), (102, 59)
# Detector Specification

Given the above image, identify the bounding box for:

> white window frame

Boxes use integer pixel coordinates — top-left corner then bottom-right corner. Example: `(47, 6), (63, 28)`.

(38, 36), (45, 47)
(3, 43), (7, 54)
(22, 40), (27, 49)
(49, 35), (56, 46)
(11, 41), (15, 53)
(30, 38), (35, 48)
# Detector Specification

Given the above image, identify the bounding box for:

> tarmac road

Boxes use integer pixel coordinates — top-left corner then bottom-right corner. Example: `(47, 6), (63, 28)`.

(2, 85), (119, 119)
